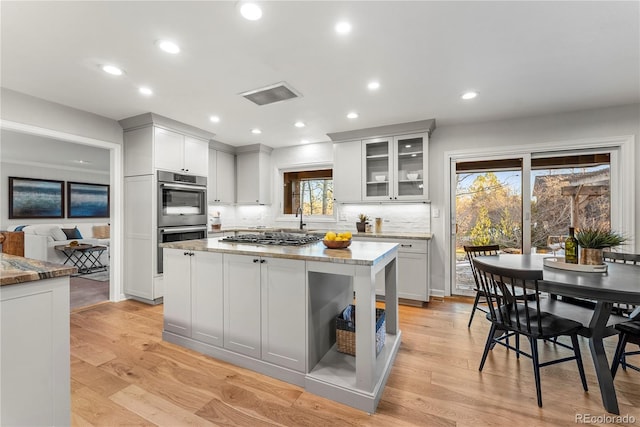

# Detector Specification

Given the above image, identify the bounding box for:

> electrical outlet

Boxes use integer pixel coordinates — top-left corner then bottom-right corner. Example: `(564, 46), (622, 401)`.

(339, 213), (347, 221)
(433, 208), (440, 218)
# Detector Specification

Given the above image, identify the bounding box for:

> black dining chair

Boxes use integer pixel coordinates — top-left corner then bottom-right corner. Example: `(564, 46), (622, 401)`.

(465, 245), (537, 328)
(473, 259), (588, 407)
(464, 245), (501, 328)
(606, 251), (640, 377)
(611, 316), (640, 378)
(603, 251), (640, 317)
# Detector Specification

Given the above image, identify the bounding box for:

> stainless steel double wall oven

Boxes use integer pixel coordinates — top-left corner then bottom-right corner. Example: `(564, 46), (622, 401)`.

(157, 170), (207, 273)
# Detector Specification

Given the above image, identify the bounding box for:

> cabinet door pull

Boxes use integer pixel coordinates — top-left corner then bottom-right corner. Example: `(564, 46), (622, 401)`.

(400, 244), (413, 248)
(183, 251), (190, 256)
(189, 252), (195, 256)
(260, 259), (266, 264)
(253, 259), (260, 263)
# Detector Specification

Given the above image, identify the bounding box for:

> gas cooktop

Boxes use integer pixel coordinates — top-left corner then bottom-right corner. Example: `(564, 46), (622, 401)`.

(221, 232), (320, 246)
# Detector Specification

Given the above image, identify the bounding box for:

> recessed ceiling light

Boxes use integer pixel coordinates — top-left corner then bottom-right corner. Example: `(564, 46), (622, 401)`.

(405, 144), (411, 148)
(301, 139), (310, 144)
(347, 112), (359, 119)
(139, 87), (153, 96)
(335, 21), (352, 34)
(240, 2), (262, 20)
(209, 115), (220, 123)
(461, 91), (478, 100)
(251, 128), (262, 134)
(72, 160), (92, 165)
(157, 40), (180, 54)
(367, 81), (380, 90)
(101, 64), (123, 76)
(294, 121), (305, 128)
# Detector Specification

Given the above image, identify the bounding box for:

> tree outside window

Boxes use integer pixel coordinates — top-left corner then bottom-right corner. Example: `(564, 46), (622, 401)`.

(283, 169), (333, 216)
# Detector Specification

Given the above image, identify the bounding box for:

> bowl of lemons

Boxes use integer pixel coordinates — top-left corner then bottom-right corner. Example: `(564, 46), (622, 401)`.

(323, 231), (352, 249)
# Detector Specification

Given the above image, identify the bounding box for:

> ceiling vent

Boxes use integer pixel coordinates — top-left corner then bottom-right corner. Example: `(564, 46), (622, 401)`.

(240, 81), (301, 106)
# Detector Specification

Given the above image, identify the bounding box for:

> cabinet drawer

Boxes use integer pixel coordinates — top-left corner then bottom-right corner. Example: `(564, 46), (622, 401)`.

(353, 236), (427, 254)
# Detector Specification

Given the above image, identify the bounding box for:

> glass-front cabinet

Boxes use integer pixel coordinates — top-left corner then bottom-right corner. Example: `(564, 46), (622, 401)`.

(362, 132), (428, 201)
(363, 137), (393, 200)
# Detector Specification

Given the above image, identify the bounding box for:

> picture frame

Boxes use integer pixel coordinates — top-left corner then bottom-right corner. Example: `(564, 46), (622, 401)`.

(8, 177), (65, 219)
(67, 181), (110, 218)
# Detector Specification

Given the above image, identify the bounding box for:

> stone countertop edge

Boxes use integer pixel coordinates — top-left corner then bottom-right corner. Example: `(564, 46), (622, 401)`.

(161, 238), (399, 266)
(0, 253), (77, 286)
(208, 227), (432, 240)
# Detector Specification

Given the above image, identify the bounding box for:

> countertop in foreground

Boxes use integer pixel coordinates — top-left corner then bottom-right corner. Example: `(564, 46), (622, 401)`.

(162, 238), (399, 266)
(0, 254), (77, 286)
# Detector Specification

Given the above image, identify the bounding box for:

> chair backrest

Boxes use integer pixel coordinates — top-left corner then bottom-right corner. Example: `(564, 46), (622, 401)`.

(464, 245), (500, 291)
(603, 251), (640, 265)
(472, 258), (544, 336)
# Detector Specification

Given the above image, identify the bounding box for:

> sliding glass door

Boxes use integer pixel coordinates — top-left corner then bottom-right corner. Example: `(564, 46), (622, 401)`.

(452, 151), (612, 296)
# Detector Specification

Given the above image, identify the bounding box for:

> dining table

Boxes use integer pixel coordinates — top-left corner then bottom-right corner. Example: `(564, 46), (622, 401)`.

(474, 253), (640, 415)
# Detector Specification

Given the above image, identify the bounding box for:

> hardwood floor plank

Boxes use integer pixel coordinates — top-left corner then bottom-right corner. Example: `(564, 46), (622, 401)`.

(68, 298), (640, 426)
(110, 384), (217, 427)
(72, 385), (151, 426)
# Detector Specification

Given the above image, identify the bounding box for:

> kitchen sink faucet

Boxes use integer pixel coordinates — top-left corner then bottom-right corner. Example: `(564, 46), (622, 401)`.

(296, 207), (306, 230)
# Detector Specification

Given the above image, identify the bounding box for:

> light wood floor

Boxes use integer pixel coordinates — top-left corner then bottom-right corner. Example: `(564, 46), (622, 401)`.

(70, 297), (640, 426)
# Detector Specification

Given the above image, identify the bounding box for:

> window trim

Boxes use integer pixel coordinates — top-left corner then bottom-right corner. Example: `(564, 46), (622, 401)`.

(276, 162), (337, 223)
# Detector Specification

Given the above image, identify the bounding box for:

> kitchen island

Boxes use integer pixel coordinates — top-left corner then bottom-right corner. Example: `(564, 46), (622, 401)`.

(1, 254), (76, 426)
(161, 237), (400, 413)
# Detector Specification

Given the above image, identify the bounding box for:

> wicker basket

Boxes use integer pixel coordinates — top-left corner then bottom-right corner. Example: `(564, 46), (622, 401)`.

(335, 304), (386, 356)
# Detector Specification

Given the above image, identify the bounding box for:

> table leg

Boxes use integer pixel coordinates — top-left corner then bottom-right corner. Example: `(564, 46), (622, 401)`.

(589, 302), (619, 414)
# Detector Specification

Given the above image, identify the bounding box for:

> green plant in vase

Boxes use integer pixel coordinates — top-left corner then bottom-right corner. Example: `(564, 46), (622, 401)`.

(356, 214), (370, 233)
(575, 227), (627, 265)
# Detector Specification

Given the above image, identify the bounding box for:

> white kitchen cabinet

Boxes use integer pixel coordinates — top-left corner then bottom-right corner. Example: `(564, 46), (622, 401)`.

(333, 140), (362, 202)
(124, 175), (161, 303)
(223, 254), (306, 368)
(208, 148), (236, 203)
(155, 127), (209, 176)
(362, 132), (429, 201)
(1, 276), (71, 426)
(122, 114), (213, 178)
(223, 254), (262, 357)
(236, 144), (272, 204)
(192, 251), (224, 346)
(261, 257), (306, 371)
(163, 249), (224, 345)
(354, 237), (430, 303)
(163, 248), (192, 336)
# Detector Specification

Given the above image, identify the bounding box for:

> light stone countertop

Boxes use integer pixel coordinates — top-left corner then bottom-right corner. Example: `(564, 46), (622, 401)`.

(162, 237), (399, 266)
(209, 227), (432, 240)
(0, 253), (77, 286)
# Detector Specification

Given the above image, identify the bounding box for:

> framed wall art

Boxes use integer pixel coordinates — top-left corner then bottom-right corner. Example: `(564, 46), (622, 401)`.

(8, 177), (65, 219)
(67, 181), (110, 218)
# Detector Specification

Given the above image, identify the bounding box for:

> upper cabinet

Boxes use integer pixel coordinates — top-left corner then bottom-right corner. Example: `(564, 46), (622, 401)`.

(333, 140), (362, 203)
(155, 128), (209, 176)
(362, 132), (429, 201)
(236, 144), (272, 205)
(120, 113), (215, 178)
(208, 148), (236, 204)
(329, 119), (434, 203)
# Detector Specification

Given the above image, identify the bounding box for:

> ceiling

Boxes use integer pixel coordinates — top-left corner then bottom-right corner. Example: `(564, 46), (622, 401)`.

(1, 1), (639, 149)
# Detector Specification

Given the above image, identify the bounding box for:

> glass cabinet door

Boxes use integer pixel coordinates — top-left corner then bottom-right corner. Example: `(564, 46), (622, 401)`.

(363, 138), (392, 200)
(394, 133), (427, 199)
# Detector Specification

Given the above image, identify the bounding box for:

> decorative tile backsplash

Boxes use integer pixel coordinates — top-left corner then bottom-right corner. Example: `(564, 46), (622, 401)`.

(209, 203), (430, 233)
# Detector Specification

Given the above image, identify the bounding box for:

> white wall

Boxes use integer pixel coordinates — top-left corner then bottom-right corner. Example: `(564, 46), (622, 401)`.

(1, 88), (123, 144)
(1, 161), (110, 229)
(429, 103), (640, 296)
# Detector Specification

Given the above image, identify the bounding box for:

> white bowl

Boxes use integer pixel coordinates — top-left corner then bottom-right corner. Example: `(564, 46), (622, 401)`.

(407, 173), (419, 180)
(375, 175), (386, 182)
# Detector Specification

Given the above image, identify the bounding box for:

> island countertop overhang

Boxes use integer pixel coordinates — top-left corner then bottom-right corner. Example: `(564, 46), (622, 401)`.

(160, 238), (399, 266)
